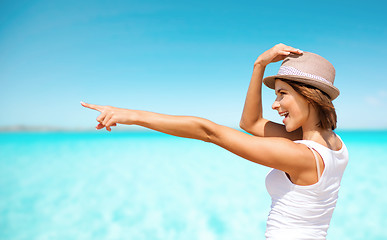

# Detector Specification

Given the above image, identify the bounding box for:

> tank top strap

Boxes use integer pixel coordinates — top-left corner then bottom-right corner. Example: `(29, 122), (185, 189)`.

(305, 144), (321, 181)
(294, 140), (325, 181)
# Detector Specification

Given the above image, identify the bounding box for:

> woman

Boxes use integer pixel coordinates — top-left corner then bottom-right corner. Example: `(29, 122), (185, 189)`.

(81, 43), (348, 239)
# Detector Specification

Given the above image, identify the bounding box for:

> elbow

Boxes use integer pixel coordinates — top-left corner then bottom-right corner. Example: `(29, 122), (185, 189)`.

(201, 119), (218, 143)
(239, 120), (250, 132)
(190, 117), (215, 143)
(239, 120), (245, 130)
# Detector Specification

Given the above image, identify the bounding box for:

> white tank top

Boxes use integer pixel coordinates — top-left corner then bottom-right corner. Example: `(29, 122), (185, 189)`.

(265, 136), (349, 240)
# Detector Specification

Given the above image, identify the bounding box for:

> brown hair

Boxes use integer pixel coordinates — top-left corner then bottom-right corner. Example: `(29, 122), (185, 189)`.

(279, 78), (337, 130)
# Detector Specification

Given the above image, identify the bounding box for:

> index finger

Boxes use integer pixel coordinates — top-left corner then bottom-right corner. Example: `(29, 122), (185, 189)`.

(80, 101), (104, 112)
(283, 46), (303, 54)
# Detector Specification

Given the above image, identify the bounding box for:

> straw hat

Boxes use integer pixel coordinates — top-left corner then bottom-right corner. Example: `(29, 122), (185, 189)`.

(263, 52), (340, 100)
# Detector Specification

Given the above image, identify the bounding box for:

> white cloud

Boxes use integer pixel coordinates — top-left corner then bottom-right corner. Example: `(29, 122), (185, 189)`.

(365, 96), (381, 106)
(364, 91), (387, 106)
(379, 90), (387, 98)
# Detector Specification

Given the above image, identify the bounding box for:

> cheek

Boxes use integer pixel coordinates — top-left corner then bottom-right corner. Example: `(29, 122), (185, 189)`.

(284, 98), (306, 118)
(299, 100), (310, 117)
(280, 97), (291, 108)
(292, 101), (310, 123)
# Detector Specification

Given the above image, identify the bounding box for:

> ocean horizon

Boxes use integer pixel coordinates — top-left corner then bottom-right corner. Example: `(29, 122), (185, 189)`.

(1, 130), (386, 239)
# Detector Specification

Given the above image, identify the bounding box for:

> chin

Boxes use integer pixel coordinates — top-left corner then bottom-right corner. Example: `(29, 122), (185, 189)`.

(285, 127), (292, 132)
(285, 124), (298, 132)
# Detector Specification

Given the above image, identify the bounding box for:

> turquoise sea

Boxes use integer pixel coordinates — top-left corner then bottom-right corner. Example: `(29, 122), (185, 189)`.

(0, 130), (386, 240)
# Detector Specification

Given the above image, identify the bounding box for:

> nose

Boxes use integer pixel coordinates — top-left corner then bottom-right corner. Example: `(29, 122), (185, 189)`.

(272, 99), (280, 110)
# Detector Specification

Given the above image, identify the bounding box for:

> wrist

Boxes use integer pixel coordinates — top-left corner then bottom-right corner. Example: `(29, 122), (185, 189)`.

(125, 109), (140, 125)
(253, 62), (266, 70)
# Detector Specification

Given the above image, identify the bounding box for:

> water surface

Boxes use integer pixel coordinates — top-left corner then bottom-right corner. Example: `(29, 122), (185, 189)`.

(0, 130), (386, 239)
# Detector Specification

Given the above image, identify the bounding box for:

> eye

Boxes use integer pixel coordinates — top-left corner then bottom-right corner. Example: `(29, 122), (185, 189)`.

(275, 90), (287, 96)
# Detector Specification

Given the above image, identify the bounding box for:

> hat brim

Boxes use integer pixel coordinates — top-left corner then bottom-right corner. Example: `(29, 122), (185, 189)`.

(263, 75), (340, 100)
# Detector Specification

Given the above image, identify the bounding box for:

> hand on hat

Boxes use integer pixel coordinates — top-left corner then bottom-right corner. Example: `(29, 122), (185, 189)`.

(254, 43), (303, 67)
(81, 102), (133, 131)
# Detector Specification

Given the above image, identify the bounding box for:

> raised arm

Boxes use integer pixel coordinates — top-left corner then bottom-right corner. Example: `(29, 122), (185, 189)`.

(80, 102), (318, 178)
(240, 44), (303, 140)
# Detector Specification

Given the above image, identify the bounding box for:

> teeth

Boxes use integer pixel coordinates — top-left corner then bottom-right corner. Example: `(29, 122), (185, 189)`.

(280, 112), (289, 117)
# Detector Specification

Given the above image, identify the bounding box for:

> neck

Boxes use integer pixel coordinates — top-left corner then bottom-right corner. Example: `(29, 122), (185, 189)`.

(301, 104), (334, 142)
(302, 127), (332, 141)
(302, 125), (336, 150)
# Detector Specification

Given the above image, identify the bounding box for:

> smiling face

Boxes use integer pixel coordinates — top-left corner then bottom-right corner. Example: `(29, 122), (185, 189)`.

(272, 79), (313, 132)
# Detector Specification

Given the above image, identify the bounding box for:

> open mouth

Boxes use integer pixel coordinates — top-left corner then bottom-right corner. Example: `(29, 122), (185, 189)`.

(279, 111), (289, 124)
(279, 111), (289, 118)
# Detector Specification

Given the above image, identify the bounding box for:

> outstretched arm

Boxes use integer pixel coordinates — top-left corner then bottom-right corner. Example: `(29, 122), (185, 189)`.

(240, 43), (303, 140)
(81, 102), (218, 142)
(80, 102), (316, 176)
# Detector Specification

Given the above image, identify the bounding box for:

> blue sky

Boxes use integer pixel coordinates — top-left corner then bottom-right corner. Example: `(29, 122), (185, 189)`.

(1, 0), (386, 130)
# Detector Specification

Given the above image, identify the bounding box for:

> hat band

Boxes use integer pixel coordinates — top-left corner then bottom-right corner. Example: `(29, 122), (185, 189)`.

(278, 66), (332, 85)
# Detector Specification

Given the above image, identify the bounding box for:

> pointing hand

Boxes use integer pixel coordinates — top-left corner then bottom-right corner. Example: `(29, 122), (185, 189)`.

(81, 102), (134, 131)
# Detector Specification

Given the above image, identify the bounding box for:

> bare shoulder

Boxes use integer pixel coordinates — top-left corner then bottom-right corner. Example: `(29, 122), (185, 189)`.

(331, 134), (343, 151)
